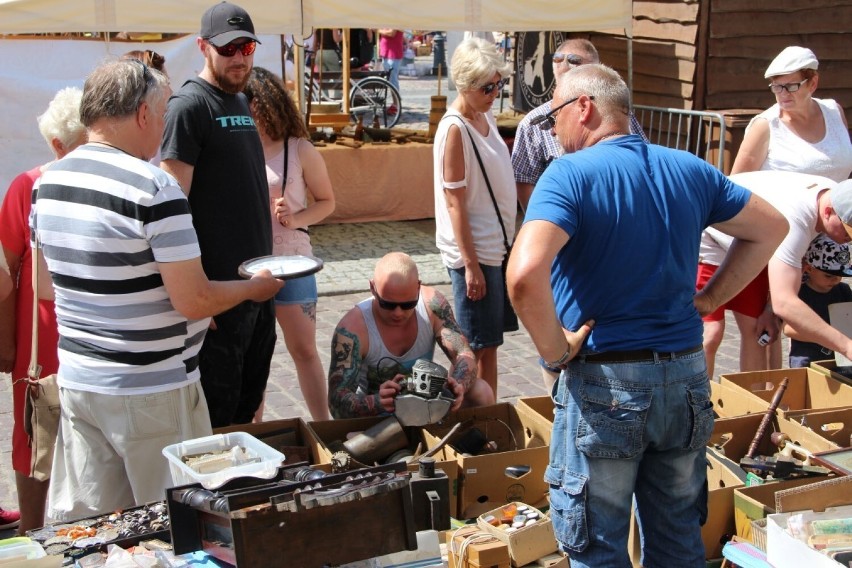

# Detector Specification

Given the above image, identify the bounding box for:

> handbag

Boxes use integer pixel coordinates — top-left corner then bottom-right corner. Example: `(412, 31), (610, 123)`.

(444, 115), (519, 332)
(21, 231), (61, 481)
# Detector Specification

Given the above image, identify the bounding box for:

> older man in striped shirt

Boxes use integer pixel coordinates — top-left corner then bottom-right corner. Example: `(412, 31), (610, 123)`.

(29, 59), (282, 521)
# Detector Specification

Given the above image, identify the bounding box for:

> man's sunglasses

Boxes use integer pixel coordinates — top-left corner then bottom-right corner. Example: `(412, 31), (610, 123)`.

(768, 78), (808, 94)
(211, 40), (257, 57)
(552, 53), (584, 67)
(371, 283), (420, 311)
(479, 78), (507, 96)
(530, 95), (593, 131)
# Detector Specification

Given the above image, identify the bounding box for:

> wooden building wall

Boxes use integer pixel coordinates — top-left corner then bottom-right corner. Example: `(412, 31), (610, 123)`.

(580, 0), (852, 127)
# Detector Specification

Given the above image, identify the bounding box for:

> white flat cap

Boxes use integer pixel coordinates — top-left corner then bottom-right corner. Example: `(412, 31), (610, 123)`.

(765, 46), (819, 78)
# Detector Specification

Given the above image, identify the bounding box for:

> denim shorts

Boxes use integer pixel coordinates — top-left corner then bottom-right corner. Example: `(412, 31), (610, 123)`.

(448, 263), (506, 350)
(546, 349), (711, 568)
(274, 274), (318, 306)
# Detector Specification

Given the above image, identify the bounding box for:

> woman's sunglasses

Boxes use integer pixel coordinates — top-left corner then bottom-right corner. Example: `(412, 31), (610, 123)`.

(479, 78), (507, 96)
(212, 40), (257, 58)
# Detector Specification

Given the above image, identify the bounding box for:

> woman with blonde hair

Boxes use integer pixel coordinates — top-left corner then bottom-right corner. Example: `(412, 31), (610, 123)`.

(0, 87), (86, 533)
(244, 67), (335, 421)
(433, 38), (517, 397)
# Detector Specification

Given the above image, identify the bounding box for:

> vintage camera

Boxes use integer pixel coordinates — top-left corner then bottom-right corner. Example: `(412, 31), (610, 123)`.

(395, 359), (455, 427)
(400, 359), (450, 399)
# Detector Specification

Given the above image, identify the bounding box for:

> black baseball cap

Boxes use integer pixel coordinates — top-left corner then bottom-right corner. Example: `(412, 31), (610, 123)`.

(200, 2), (260, 47)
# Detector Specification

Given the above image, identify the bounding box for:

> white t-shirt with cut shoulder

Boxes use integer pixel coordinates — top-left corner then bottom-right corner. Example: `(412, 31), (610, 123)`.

(433, 109), (517, 268)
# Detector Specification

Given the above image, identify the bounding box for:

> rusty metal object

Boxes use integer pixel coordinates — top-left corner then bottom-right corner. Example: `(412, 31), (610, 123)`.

(745, 378), (789, 459)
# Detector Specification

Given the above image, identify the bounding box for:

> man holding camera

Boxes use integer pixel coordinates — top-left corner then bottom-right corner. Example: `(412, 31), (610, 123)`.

(328, 252), (494, 419)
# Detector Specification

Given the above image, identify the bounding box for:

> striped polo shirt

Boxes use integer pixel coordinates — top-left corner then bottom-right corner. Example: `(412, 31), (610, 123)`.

(30, 143), (209, 395)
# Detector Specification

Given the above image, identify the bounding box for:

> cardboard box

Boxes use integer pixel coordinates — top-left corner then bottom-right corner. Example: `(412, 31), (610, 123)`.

(733, 477), (822, 540)
(213, 417), (316, 465)
(520, 552), (569, 568)
(764, 477), (852, 568)
(810, 359), (852, 387)
(476, 503), (558, 567)
(422, 403), (551, 520)
(714, 368), (852, 418)
(306, 415), (460, 517)
(447, 525), (510, 568)
(782, 408), (851, 451)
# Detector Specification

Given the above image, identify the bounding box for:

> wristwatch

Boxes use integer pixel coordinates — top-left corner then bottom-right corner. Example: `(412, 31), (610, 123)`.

(542, 347), (572, 372)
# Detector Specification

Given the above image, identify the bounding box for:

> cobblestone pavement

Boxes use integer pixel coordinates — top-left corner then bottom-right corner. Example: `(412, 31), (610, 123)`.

(0, 218), (753, 519)
(0, 63), (749, 528)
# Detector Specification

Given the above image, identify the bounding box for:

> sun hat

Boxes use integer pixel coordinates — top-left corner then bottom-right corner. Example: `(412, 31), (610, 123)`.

(805, 233), (852, 277)
(764, 46), (818, 78)
(200, 2), (260, 47)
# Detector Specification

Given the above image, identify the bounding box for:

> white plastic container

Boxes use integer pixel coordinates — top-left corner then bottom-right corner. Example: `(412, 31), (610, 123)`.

(0, 538), (47, 560)
(162, 432), (285, 489)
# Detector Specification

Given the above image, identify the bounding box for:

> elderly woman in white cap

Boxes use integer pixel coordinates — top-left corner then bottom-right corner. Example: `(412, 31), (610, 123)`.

(731, 45), (852, 182)
(705, 46), (852, 380)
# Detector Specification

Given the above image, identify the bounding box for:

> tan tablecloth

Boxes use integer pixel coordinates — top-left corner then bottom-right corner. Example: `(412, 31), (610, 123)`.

(318, 141), (434, 224)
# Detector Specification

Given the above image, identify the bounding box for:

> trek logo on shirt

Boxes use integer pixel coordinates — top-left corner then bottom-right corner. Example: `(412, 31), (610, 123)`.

(215, 115), (256, 128)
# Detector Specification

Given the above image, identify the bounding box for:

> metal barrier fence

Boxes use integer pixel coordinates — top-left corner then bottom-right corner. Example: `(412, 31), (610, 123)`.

(634, 105), (727, 171)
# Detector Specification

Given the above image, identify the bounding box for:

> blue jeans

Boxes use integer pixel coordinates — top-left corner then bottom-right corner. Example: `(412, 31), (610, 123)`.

(547, 349), (712, 568)
(382, 58), (402, 92)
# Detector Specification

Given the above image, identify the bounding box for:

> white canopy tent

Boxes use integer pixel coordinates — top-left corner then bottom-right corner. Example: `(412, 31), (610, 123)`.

(0, 0), (632, 193)
(0, 0), (631, 34)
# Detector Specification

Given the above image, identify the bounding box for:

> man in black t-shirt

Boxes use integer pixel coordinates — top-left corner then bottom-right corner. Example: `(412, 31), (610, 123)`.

(160, 1), (276, 427)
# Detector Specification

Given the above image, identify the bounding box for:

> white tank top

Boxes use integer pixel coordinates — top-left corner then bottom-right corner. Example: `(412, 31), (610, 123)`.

(354, 296), (436, 396)
(754, 98), (852, 183)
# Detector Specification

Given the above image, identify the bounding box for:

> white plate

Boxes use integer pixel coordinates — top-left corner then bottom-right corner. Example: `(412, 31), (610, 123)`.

(238, 255), (324, 280)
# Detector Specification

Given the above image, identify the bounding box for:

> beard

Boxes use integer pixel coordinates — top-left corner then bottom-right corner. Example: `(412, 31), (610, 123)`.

(204, 50), (252, 94)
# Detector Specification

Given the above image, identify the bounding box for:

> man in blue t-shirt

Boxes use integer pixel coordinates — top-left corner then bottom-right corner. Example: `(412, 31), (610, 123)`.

(506, 64), (788, 567)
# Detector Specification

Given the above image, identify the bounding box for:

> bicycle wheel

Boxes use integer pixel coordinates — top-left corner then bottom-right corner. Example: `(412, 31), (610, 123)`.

(349, 77), (402, 128)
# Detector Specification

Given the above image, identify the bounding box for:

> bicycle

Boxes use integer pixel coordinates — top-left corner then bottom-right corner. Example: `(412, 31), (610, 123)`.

(304, 67), (403, 128)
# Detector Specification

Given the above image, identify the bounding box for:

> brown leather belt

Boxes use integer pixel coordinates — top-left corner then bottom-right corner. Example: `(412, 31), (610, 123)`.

(580, 345), (703, 364)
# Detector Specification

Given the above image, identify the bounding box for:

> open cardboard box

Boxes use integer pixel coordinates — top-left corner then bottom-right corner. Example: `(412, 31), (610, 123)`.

(422, 403), (550, 520)
(305, 415), (460, 518)
(810, 359), (852, 387)
(732, 477), (826, 541)
(782, 408), (851, 451)
(765, 476), (852, 568)
(213, 417), (317, 466)
(713, 367), (852, 418)
(476, 502), (557, 567)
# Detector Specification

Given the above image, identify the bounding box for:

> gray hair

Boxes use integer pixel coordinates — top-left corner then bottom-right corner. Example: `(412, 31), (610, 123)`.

(555, 64), (631, 123)
(450, 37), (512, 92)
(555, 38), (599, 63)
(37, 87), (85, 150)
(80, 59), (169, 127)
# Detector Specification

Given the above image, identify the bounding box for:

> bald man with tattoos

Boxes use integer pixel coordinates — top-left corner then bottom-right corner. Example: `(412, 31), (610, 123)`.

(328, 252), (494, 418)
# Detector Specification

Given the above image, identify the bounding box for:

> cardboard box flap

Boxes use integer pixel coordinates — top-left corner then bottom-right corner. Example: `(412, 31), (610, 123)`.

(719, 368), (852, 416)
(775, 475), (852, 513)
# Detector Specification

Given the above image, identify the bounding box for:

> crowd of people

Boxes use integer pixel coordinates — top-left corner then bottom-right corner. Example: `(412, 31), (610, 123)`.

(1, 2), (851, 564)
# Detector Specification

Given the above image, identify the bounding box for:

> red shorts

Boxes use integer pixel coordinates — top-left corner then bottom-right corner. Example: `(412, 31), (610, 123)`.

(696, 263), (769, 322)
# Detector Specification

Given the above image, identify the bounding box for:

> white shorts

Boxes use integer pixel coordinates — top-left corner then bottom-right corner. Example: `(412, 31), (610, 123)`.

(47, 382), (212, 521)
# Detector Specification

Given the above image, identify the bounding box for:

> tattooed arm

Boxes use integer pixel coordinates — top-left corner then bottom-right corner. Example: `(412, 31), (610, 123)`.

(328, 309), (383, 418)
(426, 287), (477, 407)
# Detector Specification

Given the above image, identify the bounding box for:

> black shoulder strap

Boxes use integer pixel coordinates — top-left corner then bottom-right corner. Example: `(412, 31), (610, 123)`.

(281, 137), (289, 197)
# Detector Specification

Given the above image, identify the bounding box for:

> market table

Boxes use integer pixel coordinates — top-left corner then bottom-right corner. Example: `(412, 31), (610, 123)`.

(317, 141), (435, 224)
